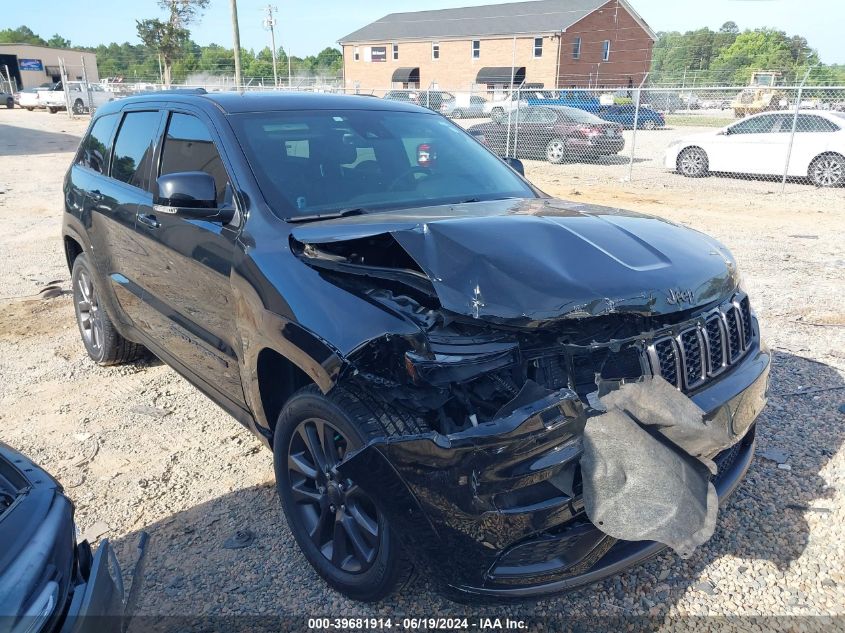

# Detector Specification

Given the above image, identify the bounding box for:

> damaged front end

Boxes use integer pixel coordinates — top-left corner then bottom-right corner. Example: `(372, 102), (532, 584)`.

(291, 204), (770, 598)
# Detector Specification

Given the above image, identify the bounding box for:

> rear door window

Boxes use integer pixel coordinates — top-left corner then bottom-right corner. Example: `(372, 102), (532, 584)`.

(111, 111), (161, 190)
(159, 112), (230, 204)
(77, 113), (119, 174)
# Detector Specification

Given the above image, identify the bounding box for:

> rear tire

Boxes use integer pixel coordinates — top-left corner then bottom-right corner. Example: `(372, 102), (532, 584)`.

(452, 109), (463, 119)
(642, 119), (656, 130)
(48, 107), (58, 114)
(546, 137), (567, 164)
(273, 385), (419, 601)
(25, 107), (34, 111)
(809, 154), (845, 187)
(677, 147), (709, 178)
(71, 253), (145, 365)
(491, 107), (504, 123)
(5, 97), (12, 109)
(72, 99), (85, 115)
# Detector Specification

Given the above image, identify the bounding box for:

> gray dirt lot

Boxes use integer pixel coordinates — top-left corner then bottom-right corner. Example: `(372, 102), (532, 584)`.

(1, 108), (844, 626)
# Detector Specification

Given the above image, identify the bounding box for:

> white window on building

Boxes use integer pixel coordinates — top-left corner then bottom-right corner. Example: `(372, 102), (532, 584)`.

(533, 37), (543, 58)
(354, 46), (360, 61)
(393, 43), (399, 60)
(432, 42), (440, 60)
(572, 37), (581, 60)
(472, 40), (480, 59)
(602, 39), (611, 61)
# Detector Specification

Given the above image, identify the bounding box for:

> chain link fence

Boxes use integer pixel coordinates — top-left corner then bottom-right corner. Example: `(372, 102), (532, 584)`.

(410, 83), (845, 195)
(17, 75), (845, 194)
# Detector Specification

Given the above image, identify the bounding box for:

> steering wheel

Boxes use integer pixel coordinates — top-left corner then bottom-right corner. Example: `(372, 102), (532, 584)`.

(387, 166), (431, 191)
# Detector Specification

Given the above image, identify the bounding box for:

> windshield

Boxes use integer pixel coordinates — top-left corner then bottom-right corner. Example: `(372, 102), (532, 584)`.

(230, 109), (535, 219)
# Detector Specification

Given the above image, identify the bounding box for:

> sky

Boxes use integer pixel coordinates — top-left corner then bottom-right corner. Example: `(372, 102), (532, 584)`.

(4, 0), (844, 64)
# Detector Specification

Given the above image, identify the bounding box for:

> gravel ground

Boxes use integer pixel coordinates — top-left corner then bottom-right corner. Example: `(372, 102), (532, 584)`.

(1, 107), (844, 630)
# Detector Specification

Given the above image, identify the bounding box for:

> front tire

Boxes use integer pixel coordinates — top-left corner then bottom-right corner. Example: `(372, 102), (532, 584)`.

(642, 119), (656, 130)
(48, 107), (58, 114)
(452, 109), (463, 119)
(677, 147), (709, 178)
(5, 97), (13, 109)
(273, 386), (413, 601)
(71, 254), (145, 365)
(809, 154), (845, 187)
(491, 107), (504, 123)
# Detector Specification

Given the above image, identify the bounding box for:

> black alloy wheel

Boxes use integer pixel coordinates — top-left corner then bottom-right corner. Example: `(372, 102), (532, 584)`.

(287, 417), (380, 573)
(273, 386), (412, 601)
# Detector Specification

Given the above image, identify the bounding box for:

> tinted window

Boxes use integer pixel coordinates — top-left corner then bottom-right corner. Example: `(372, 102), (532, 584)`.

(78, 113), (118, 174)
(111, 111), (160, 190)
(557, 107), (607, 125)
(796, 115), (839, 133)
(160, 113), (229, 204)
(230, 109), (534, 218)
(729, 115), (778, 135)
(520, 108), (555, 124)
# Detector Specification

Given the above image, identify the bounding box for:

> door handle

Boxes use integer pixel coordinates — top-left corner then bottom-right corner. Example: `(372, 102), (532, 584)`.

(137, 213), (161, 229)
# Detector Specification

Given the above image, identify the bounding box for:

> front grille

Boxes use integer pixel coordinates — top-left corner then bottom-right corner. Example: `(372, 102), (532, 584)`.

(647, 293), (755, 393)
(680, 328), (705, 388)
(740, 296), (753, 344)
(725, 307), (742, 361)
(654, 338), (679, 387)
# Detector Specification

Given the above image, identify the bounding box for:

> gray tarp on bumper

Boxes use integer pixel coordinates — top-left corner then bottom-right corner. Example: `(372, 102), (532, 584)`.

(581, 377), (737, 557)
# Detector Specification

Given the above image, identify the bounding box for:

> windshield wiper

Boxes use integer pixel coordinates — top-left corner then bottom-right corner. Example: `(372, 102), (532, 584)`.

(285, 207), (367, 224)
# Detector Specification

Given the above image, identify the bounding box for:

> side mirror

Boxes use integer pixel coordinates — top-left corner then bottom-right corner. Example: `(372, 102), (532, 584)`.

(505, 157), (525, 176)
(155, 171), (233, 223)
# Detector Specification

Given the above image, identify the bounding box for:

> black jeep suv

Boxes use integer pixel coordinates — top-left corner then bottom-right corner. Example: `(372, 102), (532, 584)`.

(62, 91), (769, 602)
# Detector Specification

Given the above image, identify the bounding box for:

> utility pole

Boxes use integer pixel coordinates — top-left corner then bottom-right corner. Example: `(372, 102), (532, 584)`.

(230, 0), (243, 90)
(262, 5), (279, 87)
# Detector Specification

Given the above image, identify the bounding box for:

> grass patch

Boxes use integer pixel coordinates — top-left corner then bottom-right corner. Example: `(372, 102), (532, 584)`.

(665, 114), (733, 128)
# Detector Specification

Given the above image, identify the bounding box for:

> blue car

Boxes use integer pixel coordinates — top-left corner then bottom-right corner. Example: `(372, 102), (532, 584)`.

(599, 104), (665, 129)
(525, 90), (601, 113)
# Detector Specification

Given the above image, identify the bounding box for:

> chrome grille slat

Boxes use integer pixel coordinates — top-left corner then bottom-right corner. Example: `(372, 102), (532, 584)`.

(725, 307), (742, 362)
(646, 293), (755, 393)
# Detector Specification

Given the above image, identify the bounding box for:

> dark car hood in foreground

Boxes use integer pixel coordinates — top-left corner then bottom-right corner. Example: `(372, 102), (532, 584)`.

(291, 198), (739, 325)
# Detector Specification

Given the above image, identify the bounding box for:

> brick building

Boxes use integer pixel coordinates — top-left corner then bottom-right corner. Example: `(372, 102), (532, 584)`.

(338, 0), (655, 93)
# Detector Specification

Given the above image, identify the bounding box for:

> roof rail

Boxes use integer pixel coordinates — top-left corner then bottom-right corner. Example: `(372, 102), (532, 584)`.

(140, 88), (208, 95)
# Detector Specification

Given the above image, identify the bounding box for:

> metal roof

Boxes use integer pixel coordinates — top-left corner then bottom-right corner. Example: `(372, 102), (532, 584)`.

(338, 0), (654, 44)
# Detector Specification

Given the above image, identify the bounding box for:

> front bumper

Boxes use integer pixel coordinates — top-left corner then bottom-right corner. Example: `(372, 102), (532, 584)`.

(339, 339), (770, 600)
(0, 443), (148, 633)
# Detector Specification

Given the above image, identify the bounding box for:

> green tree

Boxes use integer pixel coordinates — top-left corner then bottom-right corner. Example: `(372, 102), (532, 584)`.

(197, 43), (234, 75)
(0, 25), (46, 45)
(247, 47), (275, 82)
(711, 29), (799, 84)
(136, 0), (209, 86)
(47, 34), (72, 48)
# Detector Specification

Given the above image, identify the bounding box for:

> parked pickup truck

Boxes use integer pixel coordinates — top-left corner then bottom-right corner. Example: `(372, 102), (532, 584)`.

(42, 81), (113, 114)
(525, 90), (601, 113)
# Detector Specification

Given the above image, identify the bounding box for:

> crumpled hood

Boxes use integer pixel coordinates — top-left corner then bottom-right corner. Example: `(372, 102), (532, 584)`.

(291, 198), (739, 324)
